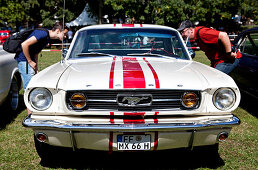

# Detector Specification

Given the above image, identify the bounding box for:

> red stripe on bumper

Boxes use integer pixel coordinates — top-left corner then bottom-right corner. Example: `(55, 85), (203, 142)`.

(109, 132), (113, 154)
(122, 24), (135, 27)
(154, 132), (158, 150)
(110, 112), (115, 124)
(123, 112), (145, 124)
(154, 112), (159, 123)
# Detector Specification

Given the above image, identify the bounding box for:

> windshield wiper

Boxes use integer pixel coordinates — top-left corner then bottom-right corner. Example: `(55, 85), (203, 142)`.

(76, 52), (112, 57)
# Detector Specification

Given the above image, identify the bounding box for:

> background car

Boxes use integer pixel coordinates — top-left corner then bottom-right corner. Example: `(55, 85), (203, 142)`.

(0, 30), (12, 44)
(231, 27), (258, 98)
(22, 24), (240, 161)
(0, 47), (22, 110)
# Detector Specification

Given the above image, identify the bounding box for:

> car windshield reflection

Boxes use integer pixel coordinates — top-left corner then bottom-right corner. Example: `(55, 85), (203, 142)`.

(68, 28), (189, 59)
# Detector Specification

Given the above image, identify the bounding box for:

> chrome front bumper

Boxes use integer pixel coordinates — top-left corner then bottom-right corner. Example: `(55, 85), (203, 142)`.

(23, 114), (240, 132)
(23, 114), (240, 151)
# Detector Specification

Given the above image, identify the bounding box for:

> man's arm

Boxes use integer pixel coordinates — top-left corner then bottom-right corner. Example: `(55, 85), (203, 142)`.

(21, 36), (38, 70)
(219, 32), (237, 59)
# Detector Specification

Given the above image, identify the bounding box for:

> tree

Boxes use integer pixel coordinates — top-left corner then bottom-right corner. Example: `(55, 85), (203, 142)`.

(0, 0), (86, 29)
(0, 0), (26, 29)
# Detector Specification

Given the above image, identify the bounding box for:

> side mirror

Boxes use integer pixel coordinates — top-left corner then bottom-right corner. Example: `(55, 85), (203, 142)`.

(191, 53), (195, 59)
(62, 48), (68, 58)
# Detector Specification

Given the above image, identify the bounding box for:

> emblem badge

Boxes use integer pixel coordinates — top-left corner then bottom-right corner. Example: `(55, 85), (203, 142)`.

(117, 94), (152, 107)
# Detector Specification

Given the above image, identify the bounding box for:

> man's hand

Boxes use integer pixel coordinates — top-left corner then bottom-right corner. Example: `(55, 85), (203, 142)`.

(28, 60), (37, 71)
(231, 52), (237, 58)
(226, 51), (237, 63)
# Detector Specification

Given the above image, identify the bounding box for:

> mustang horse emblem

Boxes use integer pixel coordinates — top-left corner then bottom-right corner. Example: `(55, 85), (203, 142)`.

(122, 97), (149, 106)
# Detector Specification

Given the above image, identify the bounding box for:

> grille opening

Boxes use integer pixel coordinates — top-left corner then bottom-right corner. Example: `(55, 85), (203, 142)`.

(66, 90), (201, 111)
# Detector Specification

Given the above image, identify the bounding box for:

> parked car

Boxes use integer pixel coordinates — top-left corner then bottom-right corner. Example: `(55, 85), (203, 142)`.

(231, 27), (258, 98)
(0, 30), (12, 44)
(0, 49), (21, 110)
(22, 24), (241, 160)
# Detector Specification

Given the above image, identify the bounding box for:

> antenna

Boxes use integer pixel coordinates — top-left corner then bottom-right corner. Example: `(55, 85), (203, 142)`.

(61, 0), (65, 63)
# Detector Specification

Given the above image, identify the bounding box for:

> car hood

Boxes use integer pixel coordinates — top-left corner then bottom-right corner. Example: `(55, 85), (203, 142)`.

(52, 56), (237, 91)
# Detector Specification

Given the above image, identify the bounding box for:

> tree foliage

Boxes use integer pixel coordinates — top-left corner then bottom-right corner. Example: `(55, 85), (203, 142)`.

(0, 0), (86, 29)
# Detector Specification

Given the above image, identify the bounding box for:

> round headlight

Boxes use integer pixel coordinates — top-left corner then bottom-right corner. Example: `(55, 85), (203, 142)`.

(181, 92), (198, 108)
(213, 88), (236, 110)
(29, 88), (52, 110)
(70, 93), (87, 109)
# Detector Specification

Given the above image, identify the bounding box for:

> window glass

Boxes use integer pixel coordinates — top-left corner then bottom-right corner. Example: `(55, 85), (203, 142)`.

(69, 28), (189, 60)
(240, 33), (258, 56)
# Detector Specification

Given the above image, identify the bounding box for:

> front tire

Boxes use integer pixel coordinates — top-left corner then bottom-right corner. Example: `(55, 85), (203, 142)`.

(7, 75), (19, 110)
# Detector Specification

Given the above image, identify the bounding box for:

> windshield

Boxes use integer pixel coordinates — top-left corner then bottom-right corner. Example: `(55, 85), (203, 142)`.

(69, 28), (189, 59)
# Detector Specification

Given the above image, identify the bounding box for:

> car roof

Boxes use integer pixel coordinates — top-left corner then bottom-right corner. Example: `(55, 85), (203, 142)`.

(78, 24), (177, 32)
(233, 27), (258, 45)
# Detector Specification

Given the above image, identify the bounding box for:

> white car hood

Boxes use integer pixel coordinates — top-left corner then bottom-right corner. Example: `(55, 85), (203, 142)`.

(54, 56), (237, 91)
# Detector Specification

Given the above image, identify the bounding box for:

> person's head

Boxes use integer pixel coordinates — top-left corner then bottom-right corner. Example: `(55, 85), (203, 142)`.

(50, 22), (68, 41)
(177, 20), (195, 40)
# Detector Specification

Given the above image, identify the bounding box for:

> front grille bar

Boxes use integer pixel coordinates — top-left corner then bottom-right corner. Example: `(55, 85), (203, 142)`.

(66, 90), (201, 111)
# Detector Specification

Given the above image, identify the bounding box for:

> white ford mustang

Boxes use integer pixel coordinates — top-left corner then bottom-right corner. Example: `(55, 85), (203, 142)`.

(23, 24), (240, 159)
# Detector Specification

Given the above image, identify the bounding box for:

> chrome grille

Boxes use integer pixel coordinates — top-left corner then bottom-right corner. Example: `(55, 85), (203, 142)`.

(66, 90), (201, 111)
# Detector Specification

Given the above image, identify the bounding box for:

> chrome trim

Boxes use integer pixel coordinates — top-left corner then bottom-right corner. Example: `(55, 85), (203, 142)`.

(29, 88), (53, 111)
(87, 99), (181, 102)
(87, 99), (117, 102)
(152, 99), (181, 102)
(66, 90), (198, 110)
(117, 94), (153, 107)
(213, 88), (236, 111)
(23, 114), (240, 132)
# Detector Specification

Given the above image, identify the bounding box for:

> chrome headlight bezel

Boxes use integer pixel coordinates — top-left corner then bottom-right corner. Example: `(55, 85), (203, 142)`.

(29, 88), (53, 111)
(213, 88), (236, 111)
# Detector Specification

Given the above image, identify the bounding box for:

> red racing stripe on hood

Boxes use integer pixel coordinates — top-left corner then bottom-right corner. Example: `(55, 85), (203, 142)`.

(143, 58), (160, 88)
(122, 57), (146, 88)
(109, 56), (116, 88)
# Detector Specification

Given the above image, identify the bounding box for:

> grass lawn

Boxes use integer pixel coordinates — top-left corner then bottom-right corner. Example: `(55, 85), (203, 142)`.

(0, 51), (257, 169)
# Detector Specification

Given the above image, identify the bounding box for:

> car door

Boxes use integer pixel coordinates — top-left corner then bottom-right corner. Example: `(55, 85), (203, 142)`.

(232, 31), (258, 97)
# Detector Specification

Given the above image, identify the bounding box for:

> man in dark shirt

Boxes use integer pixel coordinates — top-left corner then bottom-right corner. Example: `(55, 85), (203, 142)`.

(16, 22), (68, 89)
(177, 20), (241, 74)
(16, 22), (68, 114)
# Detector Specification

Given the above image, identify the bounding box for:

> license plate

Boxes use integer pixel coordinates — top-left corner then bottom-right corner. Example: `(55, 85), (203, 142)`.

(117, 134), (151, 150)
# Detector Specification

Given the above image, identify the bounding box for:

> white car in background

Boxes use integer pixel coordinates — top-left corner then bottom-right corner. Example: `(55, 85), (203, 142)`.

(0, 48), (21, 110)
(22, 24), (241, 161)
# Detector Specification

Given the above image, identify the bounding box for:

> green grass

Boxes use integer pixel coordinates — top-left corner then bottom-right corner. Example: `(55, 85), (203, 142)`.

(0, 51), (257, 169)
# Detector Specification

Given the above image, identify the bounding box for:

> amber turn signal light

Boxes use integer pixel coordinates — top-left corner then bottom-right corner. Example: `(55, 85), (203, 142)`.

(181, 92), (198, 108)
(70, 93), (87, 109)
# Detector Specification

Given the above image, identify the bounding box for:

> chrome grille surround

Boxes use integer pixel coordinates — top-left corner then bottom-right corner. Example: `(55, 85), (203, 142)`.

(66, 90), (201, 111)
